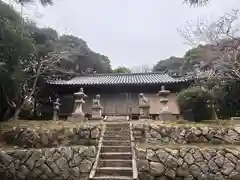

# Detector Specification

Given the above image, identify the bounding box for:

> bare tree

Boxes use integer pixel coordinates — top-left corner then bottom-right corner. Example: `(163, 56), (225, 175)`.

(178, 9), (240, 120)
(15, 0), (53, 6)
(178, 9), (240, 79)
(183, 0), (210, 6)
(12, 51), (81, 120)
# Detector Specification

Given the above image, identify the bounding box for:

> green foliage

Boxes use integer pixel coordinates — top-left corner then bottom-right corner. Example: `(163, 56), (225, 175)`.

(53, 35), (112, 75)
(153, 44), (223, 77)
(177, 87), (213, 122)
(184, 48), (200, 64)
(152, 56), (183, 76)
(0, 20), (35, 71)
(28, 26), (58, 44)
(215, 80), (240, 118)
(15, 0), (53, 6)
(0, 1), (36, 120)
(181, 46), (208, 73)
(0, 0), (113, 120)
(152, 45), (208, 77)
(0, 1), (22, 24)
(112, 66), (131, 73)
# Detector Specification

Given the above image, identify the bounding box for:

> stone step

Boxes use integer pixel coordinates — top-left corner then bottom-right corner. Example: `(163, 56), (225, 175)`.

(104, 130), (130, 134)
(105, 126), (130, 129)
(105, 128), (129, 129)
(106, 122), (130, 127)
(104, 129), (130, 133)
(105, 117), (129, 121)
(102, 140), (130, 146)
(103, 133), (130, 137)
(105, 124), (130, 127)
(101, 146), (131, 153)
(95, 167), (133, 177)
(98, 159), (132, 167)
(105, 123), (129, 127)
(103, 136), (130, 140)
(105, 119), (129, 122)
(100, 152), (132, 160)
(104, 132), (130, 136)
(91, 176), (133, 180)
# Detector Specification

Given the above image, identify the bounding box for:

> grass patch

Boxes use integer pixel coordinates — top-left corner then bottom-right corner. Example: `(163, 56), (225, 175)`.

(132, 119), (240, 127)
(0, 119), (102, 150)
(136, 142), (240, 150)
(0, 119), (102, 133)
(0, 118), (238, 133)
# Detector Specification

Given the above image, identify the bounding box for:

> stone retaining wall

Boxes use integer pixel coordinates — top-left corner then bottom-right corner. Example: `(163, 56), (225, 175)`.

(1, 125), (100, 148)
(136, 147), (240, 180)
(133, 124), (240, 145)
(0, 146), (96, 180)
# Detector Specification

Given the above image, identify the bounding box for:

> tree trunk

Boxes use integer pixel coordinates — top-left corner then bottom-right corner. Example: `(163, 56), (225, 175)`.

(11, 108), (21, 120)
(33, 97), (37, 119)
(10, 61), (42, 120)
(11, 91), (34, 120)
(4, 106), (12, 121)
(213, 108), (218, 120)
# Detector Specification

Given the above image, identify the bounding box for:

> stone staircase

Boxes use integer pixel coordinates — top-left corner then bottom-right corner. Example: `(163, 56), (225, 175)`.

(89, 121), (138, 180)
(105, 116), (129, 122)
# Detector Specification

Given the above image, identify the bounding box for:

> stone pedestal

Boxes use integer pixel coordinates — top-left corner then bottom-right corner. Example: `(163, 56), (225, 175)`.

(139, 93), (151, 119)
(139, 104), (150, 119)
(90, 105), (103, 120)
(89, 94), (103, 120)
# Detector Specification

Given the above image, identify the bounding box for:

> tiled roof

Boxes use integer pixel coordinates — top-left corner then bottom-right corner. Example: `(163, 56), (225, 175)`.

(48, 72), (188, 86)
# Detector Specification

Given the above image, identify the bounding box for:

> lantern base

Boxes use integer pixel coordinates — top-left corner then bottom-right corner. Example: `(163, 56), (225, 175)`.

(68, 112), (85, 121)
(158, 111), (177, 121)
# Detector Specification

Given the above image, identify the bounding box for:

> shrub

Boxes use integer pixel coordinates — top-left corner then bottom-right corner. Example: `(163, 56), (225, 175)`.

(215, 79), (240, 119)
(177, 87), (213, 122)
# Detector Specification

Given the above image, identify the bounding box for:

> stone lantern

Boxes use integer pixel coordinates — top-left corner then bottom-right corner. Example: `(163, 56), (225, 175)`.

(139, 93), (150, 119)
(90, 94), (103, 120)
(157, 85), (175, 121)
(70, 87), (88, 120)
(53, 98), (60, 121)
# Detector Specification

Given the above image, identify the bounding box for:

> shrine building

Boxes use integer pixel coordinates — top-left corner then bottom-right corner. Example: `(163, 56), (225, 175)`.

(46, 72), (192, 119)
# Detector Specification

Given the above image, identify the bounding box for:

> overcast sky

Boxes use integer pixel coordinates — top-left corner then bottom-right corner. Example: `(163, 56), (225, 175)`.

(6, 0), (240, 68)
